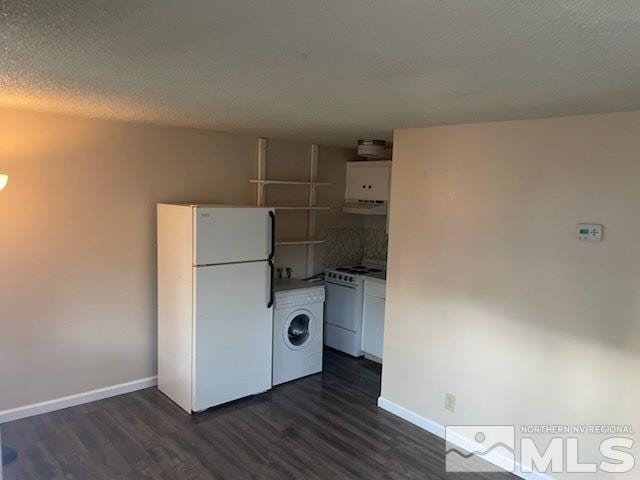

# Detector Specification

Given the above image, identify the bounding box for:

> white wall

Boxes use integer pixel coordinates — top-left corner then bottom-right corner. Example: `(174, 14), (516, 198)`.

(0, 107), (351, 413)
(383, 111), (640, 479)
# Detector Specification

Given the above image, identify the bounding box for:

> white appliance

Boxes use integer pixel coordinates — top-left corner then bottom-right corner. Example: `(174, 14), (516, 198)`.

(324, 260), (386, 357)
(272, 281), (325, 386)
(157, 204), (276, 413)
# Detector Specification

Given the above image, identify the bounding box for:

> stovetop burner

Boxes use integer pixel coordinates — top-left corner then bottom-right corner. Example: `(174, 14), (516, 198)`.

(336, 267), (359, 274)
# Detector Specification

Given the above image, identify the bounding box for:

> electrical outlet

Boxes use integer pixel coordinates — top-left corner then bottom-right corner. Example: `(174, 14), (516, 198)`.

(445, 393), (456, 412)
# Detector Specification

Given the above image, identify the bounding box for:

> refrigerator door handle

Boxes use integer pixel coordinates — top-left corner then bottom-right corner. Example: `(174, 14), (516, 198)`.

(268, 260), (275, 308)
(269, 210), (276, 260)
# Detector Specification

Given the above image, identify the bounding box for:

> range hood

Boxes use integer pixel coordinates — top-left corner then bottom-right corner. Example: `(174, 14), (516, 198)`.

(343, 200), (387, 215)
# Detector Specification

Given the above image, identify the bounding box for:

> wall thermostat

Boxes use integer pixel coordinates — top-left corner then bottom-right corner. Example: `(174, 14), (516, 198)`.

(577, 224), (603, 242)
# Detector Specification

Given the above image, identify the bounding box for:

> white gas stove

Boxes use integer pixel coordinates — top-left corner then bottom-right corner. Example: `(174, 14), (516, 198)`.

(323, 259), (386, 356)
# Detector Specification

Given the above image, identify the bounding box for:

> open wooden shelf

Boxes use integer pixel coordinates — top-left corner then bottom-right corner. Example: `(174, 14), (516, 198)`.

(275, 237), (325, 246)
(250, 179), (332, 186)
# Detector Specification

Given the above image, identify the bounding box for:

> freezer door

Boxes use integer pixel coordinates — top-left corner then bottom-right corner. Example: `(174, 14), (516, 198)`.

(194, 207), (275, 265)
(193, 261), (273, 411)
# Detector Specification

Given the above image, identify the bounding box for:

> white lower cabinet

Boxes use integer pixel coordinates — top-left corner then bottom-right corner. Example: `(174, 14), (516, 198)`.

(362, 279), (386, 361)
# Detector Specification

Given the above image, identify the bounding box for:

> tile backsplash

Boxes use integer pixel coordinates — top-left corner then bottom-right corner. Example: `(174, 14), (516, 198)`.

(322, 227), (388, 268)
(323, 227), (364, 268)
(364, 228), (388, 261)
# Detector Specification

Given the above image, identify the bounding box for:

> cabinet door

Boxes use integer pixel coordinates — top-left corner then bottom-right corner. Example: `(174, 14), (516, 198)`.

(362, 291), (385, 359)
(346, 162), (391, 201)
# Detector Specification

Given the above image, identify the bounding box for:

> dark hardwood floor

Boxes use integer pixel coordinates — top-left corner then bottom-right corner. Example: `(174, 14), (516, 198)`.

(2, 349), (516, 479)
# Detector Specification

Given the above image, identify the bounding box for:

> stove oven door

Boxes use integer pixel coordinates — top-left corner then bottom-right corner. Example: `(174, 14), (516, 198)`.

(325, 281), (359, 332)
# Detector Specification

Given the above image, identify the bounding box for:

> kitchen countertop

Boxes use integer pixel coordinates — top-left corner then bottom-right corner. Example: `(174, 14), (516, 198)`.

(274, 278), (324, 293)
(363, 271), (386, 283)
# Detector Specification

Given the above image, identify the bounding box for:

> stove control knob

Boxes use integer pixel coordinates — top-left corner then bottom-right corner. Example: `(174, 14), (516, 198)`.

(338, 275), (343, 280)
(348, 277), (353, 282)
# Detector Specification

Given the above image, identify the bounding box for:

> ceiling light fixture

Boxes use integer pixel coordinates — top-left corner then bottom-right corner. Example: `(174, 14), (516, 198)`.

(357, 140), (386, 158)
(0, 174), (8, 191)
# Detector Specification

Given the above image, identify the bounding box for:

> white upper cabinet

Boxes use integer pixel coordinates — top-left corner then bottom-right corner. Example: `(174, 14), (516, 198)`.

(345, 161), (392, 202)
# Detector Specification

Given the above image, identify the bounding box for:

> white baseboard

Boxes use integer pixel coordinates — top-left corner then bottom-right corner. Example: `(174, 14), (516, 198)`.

(378, 396), (446, 438)
(377, 397), (554, 480)
(0, 376), (157, 424)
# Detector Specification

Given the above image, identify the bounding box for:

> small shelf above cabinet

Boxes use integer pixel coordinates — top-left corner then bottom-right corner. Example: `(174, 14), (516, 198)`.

(275, 237), (325, 246)
(250, 179), (332, 186)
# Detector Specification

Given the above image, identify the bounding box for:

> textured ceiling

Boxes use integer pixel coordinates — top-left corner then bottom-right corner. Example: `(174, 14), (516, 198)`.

(2, 1), (640, 146)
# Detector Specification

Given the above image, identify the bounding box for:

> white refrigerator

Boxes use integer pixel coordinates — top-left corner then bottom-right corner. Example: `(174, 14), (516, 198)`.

(157, 204), (275, 413)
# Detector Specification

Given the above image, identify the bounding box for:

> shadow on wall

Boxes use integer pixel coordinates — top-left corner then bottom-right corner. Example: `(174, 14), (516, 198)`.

(323, 227), (388, 267)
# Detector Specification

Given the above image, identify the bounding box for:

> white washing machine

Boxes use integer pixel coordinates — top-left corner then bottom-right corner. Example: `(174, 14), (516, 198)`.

(273, 281), (325, 386)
